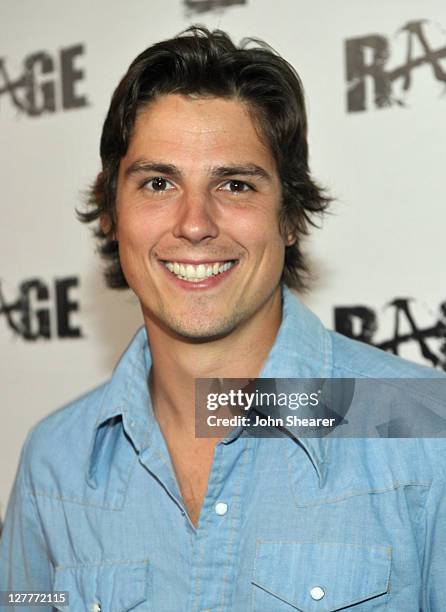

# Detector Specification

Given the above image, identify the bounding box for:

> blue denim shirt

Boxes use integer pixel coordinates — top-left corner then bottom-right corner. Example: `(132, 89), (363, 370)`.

(1, 287), (446, 611)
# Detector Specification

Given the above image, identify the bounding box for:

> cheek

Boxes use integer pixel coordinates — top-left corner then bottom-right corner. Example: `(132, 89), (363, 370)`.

(243, 214), (285, 255)
(115, 216), (151, 284)
(244, 229), (286, 284)
(228, 204), (282, 240)
(116, 208), (156, 251)
(265, 238), (286, 272)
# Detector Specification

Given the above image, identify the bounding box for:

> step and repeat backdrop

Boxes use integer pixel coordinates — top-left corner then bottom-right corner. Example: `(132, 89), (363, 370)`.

(1, 0), (445, 512)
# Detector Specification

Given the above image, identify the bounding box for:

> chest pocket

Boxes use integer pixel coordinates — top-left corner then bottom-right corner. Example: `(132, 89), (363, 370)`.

(252, 542), (391, 611)
(52, 560), (150, 611)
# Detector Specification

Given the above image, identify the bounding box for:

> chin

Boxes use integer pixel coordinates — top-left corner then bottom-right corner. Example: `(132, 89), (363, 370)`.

(164, 313), (240, 343)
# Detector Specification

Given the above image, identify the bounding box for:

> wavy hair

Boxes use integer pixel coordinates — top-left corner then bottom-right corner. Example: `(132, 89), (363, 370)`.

(79, 26), (331, 289)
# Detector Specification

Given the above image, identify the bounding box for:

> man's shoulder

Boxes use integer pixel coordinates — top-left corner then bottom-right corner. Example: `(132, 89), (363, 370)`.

(30, 382), (108, 442)
(20, 382), (110, 492)
(329, 329), (446, 379)
(327, 331), (446, 474)
(20, 327), (150, 499)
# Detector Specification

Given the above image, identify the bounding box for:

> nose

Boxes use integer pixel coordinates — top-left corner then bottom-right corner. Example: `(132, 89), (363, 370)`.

(172, 191), (219, 244)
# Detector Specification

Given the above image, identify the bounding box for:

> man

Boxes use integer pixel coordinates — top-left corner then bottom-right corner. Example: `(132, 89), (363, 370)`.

(1, 27), (445, 611)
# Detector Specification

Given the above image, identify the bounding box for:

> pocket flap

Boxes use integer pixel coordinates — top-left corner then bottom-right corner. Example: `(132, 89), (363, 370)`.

(252, 542), (391, 611)
(52, 560), (149, 611)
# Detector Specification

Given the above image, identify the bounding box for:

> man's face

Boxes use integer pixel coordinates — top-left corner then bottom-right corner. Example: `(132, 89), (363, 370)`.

(115, 94), (291, 340)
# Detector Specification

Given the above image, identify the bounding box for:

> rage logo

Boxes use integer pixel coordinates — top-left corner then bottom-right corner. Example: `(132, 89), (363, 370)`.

(346, 20), (446, 112)
(0, 277), (82, 341)
(183, 0), (246, 16)
(0, 44), (88, 117)
(335, 298), (446, 371)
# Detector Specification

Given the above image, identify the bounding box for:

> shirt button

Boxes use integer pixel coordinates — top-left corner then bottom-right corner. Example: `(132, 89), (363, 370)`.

(214, 501), (228, 515)
(90, 604), (101, 612)
(310, 586), (325, 601)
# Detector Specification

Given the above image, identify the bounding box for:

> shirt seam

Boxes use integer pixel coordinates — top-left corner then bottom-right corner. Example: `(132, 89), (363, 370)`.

(292, 481), (432, 508)
(420, 472), (444, 609)
(20, 429), (55, 571)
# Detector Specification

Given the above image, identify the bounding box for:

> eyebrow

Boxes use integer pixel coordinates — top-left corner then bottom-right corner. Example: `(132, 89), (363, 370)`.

(210, 165), (272, 181)
(124, 160), (272, 182)
(124, 161), (180, 179)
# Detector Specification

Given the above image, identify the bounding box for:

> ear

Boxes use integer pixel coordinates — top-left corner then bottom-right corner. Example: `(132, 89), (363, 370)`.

(279, 213), (297, 247)
(100, 214), (116, 240)
(284, 230), (297, 247)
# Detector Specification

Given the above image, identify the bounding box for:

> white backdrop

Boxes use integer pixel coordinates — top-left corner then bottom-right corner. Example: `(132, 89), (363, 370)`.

(1, 0), (445, 513)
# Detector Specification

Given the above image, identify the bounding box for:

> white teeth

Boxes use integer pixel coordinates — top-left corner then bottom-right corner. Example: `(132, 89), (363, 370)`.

(164, 260), (236, 282)
(186, 264), (196, 279)
(196, 264), (206, 279)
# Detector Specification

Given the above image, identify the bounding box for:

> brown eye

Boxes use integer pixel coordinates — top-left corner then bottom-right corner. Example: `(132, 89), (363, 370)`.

(220, 180), (251, 193)
(143, 177), (175, 193)
(230, 181), (245, 192)
(149, 177), (169, 191)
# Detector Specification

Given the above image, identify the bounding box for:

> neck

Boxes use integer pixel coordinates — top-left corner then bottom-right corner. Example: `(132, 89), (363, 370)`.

(144, 287), (282, 436)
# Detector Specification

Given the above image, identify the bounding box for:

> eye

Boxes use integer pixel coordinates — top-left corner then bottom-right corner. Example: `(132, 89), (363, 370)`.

(219, 180), (252, 194)
(143, 177), (175, 192)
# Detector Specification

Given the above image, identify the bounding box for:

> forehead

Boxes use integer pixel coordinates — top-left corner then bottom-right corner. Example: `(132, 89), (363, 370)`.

(124, 94), (275, 167)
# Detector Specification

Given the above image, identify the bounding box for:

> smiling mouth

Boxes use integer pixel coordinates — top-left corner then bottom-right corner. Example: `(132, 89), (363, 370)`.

(162, 260), (238, 283)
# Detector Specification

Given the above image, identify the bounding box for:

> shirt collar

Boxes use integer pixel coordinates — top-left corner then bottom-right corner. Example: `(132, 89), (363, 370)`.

(94, 285), (333, 484)
(259, 286), (333, 485)
(94, 327), (154, 454)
